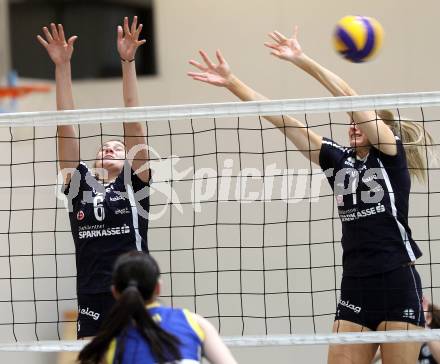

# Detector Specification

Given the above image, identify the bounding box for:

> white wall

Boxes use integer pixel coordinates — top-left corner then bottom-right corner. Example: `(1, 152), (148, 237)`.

(16, 0), (440, 112)
(1, 1), (440, 363)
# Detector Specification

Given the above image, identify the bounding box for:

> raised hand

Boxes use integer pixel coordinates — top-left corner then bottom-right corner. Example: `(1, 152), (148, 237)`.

(188, 50), (233, 87)
(117, 16), (146, 61)
(264, 26), (304, 63)
(37, 23), (77, 65)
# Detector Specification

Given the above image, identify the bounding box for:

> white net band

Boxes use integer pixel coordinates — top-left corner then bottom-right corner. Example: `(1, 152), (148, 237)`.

(1, 91), (440, 126)
(0, 330), (439, 352)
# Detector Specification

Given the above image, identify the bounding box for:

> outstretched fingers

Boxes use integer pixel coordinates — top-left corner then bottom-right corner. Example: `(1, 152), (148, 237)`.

(273, 30), (287, 41)
(42, 26), (53, 43)
(263, 41), (279, 50)
(67, 35), (78, 47)
(215, 49), (226, 65)
(263, 41), (282, 57)
(188, 59), (208, 72)
(130, 16), (138, 35)
(134, 23), (143, 39)
(292, 25), (299, 40)
(187, 71), (205, 78)
(117, 25), (123, 42)
(187, 73), (211, 84)
(199, 50), (215, 69)
(57, 24), (66, 42)
(121, 15), (144, 43)
(123, 16), (131, 36)
(268, 31), (283, 44)
(188, 50), (230, 87)
(36, 35), (48, 48)
(50, 23), (60, 41)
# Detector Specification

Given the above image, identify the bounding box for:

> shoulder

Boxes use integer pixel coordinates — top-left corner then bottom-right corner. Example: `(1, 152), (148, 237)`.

(320, 137), (353, 170)
(115, 161), (151, 190)
(67, 161), (91, 178)
(71, 162), (96, 183)
(321, 137), (351, 153)
(394, 134), (405, 153)
(63, 162), (95, 196)
(375, 134), (407, 165)
(182, 310), (206, 342)
(103, 338), (117, 364)
(79, 161), (90, 170)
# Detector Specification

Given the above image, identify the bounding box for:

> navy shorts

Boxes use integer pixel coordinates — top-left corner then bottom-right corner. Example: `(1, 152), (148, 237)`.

(335, 264), (425, 330)
(77, 292), (116, 338)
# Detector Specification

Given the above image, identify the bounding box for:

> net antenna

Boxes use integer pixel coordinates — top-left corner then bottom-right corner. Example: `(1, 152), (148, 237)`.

(0, 92), (438, 353)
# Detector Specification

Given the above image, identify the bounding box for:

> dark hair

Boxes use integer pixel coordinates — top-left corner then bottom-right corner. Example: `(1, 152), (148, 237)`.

(78, 252), (181, 364)
(428, 303), (440, 329)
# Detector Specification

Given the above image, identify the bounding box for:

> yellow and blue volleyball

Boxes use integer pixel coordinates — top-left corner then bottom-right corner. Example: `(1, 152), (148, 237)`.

(333, 16), (384, 63)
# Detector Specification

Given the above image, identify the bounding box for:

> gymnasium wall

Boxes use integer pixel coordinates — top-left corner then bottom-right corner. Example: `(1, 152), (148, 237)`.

(14, 0), (440, 112)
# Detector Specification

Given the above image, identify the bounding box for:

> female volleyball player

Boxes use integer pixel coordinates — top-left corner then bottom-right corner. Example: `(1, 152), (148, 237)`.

(78, 251), (238, 364)
(188, 28), (434, 364)
(37, 17), (150, 338)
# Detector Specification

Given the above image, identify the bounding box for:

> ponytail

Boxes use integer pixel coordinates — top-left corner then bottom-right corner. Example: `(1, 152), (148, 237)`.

(78, 286), (181, 364)
(78, 251), (182, 364)
(378, 110), (437, 183)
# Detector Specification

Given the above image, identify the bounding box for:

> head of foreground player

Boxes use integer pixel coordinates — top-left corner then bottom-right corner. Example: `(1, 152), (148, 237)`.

(78, 251), (181, 364)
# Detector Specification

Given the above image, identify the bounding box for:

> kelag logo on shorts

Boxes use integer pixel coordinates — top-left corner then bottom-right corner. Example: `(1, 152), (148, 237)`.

(339, 299), (361, 314)
(79, 306), (100, 321)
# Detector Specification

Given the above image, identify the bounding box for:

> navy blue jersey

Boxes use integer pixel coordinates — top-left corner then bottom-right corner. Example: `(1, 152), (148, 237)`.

(64, 161), (150, 294)
(319, 136), (422, 277)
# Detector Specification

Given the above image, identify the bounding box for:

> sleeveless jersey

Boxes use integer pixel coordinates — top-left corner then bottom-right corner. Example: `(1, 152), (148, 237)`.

(319, 136), (422, 277)
(105, 304), (204, 364)
(64, 161), (150, 294)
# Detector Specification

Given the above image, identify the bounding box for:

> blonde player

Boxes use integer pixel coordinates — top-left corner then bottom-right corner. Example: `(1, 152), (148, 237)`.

(188, 26), (434, 364)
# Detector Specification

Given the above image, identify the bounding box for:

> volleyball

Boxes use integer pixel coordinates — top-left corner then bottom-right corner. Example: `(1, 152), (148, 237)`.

(333, 15), (384, 63)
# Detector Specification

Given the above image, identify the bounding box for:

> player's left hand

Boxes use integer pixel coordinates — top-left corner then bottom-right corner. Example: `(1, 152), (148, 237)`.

(117, 16), (146, 61)
(188, 50), (233, 88)
(264, 25), (304, 63)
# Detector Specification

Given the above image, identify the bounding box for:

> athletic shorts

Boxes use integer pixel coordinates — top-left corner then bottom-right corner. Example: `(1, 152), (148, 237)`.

(335, 264), (425, 330)
(77, 292), (116, 339)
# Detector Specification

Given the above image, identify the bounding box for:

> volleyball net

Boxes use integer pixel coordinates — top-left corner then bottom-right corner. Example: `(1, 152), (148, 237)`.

(0, 92), (439, 350)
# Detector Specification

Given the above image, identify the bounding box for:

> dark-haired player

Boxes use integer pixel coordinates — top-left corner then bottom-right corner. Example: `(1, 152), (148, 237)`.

(38, 16), (150, 338)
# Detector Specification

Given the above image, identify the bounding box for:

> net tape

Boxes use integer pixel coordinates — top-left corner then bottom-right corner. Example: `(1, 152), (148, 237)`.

(1, 329), (440, 352)
(1, 91), (440, 127)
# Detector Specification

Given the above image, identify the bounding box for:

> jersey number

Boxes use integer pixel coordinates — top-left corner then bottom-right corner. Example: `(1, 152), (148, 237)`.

(93, 195), (105, 221)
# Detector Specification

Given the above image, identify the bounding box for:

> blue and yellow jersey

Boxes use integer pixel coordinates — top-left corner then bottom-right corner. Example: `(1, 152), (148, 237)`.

(105, 303), (205, 364)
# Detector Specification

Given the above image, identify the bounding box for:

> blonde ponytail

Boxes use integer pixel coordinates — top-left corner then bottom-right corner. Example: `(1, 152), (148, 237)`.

(377, 110), (437, 183)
